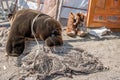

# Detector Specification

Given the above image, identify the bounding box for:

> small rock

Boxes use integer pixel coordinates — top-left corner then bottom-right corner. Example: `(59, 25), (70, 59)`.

(0, 43), (2, 47)
(3, 65), (7, 70)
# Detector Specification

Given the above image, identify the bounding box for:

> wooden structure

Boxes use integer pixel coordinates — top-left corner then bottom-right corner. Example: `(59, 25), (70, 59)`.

(87, 0), (120, 31)
(0, 0), (10, 20)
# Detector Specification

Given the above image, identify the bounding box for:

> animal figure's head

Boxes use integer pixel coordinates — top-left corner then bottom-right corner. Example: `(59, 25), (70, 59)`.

(68, 12), (85, 26)
(67, 12), (82, 26)
(6, 36), (25, 57)
(75, 13), (86, 26)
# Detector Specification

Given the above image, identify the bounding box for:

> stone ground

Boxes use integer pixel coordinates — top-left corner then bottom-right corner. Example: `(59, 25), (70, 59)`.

(0, 25), (120, 80)
(60, 32), (120, 80)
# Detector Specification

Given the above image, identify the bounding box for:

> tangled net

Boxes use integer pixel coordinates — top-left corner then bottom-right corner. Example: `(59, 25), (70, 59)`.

(18, 44), (108, 80)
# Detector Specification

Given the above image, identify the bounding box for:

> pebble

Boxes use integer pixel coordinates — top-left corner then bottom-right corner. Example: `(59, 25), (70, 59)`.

(0, 43), (2, 47)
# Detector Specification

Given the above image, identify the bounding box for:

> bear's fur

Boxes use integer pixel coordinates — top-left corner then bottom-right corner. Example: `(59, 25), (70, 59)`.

(6, 9), (63, 56)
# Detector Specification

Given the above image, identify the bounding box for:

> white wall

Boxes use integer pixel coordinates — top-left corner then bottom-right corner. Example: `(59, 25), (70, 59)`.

(61, 0), (88, 18)
(11, 0), (88, 18)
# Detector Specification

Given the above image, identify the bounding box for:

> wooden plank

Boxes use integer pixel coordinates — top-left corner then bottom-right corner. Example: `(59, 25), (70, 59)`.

(62, 5), (87, 11)
(0, 21), (10, 27)
(57, 0), (64, 21)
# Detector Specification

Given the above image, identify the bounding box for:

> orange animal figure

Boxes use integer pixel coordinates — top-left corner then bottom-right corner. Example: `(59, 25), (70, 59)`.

(66, 12), (77, 37)
(66, 12), (86, 37)
(76, 13), (86, 37)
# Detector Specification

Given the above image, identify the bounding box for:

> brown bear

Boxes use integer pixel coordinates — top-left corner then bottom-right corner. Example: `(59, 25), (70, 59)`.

(6, 9), (63, 57)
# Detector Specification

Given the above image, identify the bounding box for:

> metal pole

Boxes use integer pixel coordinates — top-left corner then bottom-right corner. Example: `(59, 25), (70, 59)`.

(57, 0), (63, 21)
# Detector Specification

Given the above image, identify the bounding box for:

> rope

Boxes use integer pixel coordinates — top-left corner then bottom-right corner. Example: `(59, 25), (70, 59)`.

(31, 14), (41, 50)
(31, 13), (44, 67)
